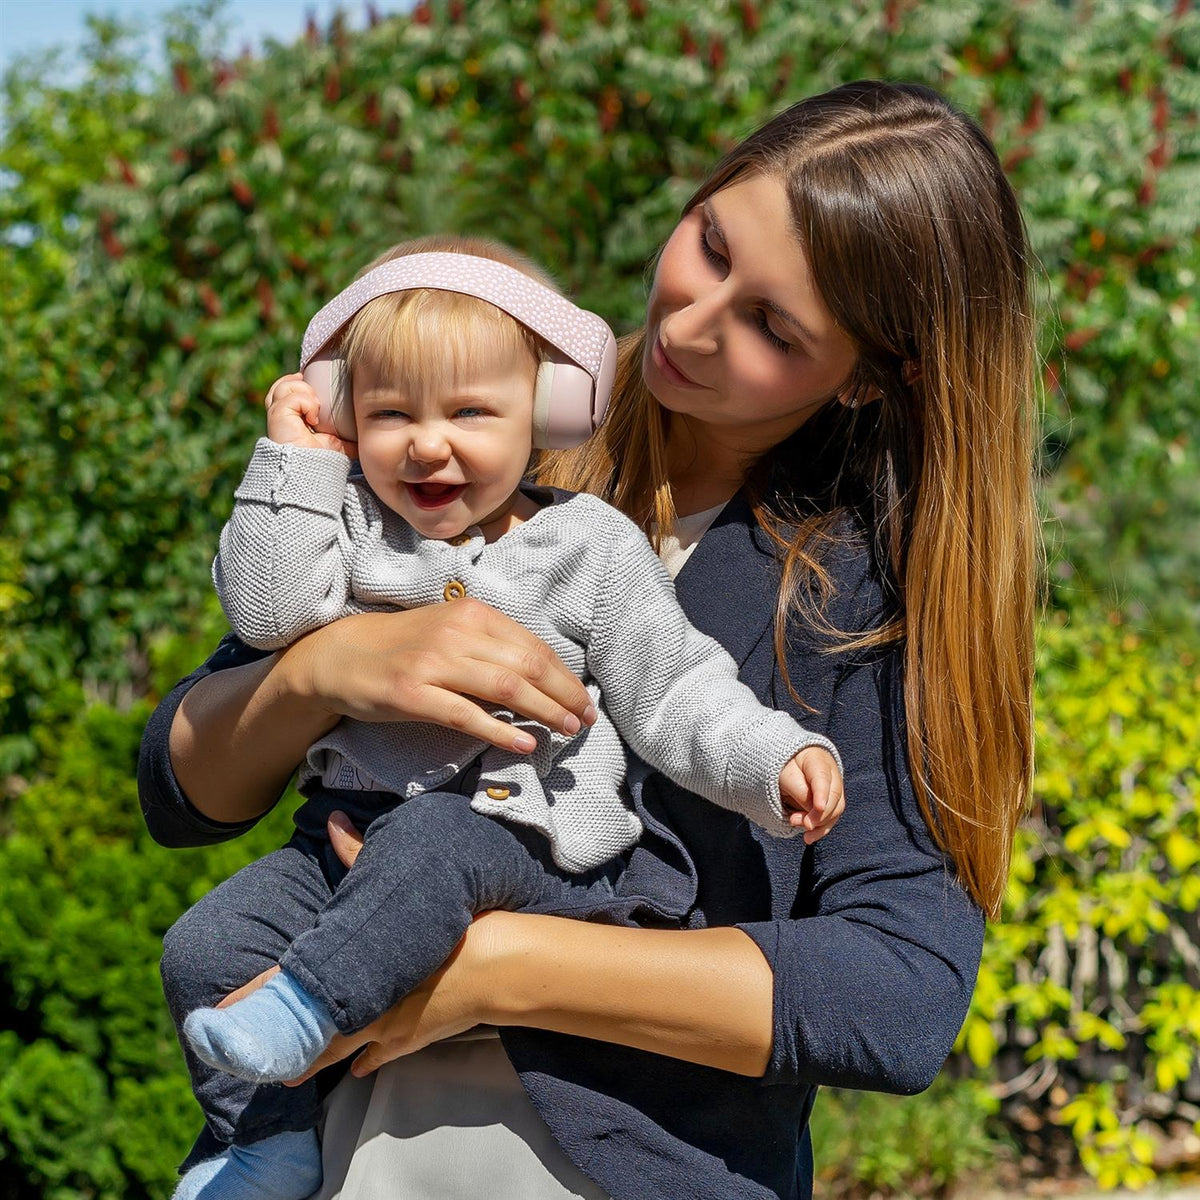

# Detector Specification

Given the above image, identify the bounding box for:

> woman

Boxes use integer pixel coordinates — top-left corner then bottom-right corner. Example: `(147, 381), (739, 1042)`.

(139, 81), (1037, 1199)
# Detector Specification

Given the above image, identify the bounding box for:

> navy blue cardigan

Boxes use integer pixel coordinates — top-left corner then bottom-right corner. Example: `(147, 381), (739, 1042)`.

(138, 491), (984, 1200)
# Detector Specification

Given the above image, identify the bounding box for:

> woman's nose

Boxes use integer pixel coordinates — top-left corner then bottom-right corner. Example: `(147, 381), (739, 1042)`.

(660, 290), (720, 357)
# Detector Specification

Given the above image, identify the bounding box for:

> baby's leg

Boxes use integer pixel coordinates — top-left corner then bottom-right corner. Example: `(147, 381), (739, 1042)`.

(186, 791), (620, 1081)
(161, 841), (334, 1196)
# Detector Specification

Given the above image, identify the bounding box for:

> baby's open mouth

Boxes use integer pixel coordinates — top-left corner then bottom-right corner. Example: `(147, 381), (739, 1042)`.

(406, 482), (467, 509)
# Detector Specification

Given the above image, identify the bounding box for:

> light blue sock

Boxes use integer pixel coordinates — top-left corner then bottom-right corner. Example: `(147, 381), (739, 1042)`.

(183, 971), (338, 1084)
(171, 1128), (322, 1200)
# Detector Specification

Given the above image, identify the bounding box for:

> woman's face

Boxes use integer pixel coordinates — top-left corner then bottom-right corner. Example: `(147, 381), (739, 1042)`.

(644, 172), (859, 453)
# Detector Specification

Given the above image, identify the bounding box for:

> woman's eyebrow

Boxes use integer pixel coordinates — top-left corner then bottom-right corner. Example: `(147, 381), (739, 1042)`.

(702, 200), (818, 347)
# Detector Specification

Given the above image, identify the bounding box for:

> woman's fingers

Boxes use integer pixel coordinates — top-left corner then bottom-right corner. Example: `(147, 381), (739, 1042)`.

(284, 1028), (373, 1085)
(217, 964), (280, 1008)
(296, 603), (597, 749)
(327, 811), (365, 868)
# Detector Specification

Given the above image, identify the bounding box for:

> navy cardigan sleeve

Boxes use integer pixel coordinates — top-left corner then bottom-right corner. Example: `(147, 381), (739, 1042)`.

(137, 633), (278, 848)
(733, 541), (985, 1095)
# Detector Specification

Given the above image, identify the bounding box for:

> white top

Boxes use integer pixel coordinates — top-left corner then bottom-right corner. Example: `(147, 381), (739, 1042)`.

(654, 501), (730, 580)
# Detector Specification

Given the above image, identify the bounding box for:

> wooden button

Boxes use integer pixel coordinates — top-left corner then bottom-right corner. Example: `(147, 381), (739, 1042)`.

(485, 786), (510, 801)
(443, 580), (466, 601)
(450, 534), (472, 547)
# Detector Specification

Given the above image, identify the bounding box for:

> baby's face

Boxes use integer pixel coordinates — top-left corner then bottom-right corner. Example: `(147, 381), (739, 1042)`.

(352, 352), (536, 541)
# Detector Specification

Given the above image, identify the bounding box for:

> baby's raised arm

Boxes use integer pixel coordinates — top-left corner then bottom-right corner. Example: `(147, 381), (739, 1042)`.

(582, 499), (844, 841)
(213, 376), (367, 650)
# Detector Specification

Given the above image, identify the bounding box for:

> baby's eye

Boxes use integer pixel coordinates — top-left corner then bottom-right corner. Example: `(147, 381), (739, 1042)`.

(370, 409), (409, 420)
(455, 407), (490, 420)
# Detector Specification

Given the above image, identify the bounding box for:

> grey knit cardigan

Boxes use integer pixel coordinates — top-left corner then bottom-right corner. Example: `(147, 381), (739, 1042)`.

(213, 439), (840, 871)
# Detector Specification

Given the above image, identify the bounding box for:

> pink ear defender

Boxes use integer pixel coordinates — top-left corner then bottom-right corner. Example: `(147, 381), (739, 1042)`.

(297, 252), (619, 450)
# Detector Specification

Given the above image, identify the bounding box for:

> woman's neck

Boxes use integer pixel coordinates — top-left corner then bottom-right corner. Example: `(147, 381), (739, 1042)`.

(665, 420), (748, 517)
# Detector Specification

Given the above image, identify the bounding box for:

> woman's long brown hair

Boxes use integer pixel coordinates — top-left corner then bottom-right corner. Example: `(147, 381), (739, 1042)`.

(538, 82), (1038, 920)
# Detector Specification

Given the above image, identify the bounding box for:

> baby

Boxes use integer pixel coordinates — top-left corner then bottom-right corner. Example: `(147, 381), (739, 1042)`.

(163, 235), (845, 1200)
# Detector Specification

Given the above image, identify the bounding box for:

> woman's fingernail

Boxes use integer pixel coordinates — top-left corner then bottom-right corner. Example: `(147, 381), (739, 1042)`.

(582, 704), (598, 725)
(563, 714), (581, 735)
(329, 810), (349, 829)
(513, 732), (537, 752)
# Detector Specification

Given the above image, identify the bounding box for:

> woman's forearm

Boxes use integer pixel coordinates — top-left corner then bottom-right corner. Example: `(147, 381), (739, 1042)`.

(479, 913), (774, 1076)
(170, 646), (339, 823)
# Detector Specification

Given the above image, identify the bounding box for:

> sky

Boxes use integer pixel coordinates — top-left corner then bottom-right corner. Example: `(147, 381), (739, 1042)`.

(0, 0), (396, 72)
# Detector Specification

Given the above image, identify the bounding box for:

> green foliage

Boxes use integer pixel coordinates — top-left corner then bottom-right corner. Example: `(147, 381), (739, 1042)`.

(811, 1075), (1006, 1198)
(0, 628), (296, 1197)
(960, 614), (1200, 1191)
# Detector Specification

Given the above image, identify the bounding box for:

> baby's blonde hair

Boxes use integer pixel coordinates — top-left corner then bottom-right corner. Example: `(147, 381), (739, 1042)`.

(340, 234), (557, 400)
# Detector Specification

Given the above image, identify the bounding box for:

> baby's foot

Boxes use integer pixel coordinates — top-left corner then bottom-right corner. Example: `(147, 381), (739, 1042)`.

(171, 1128), (322, 1199)
(183, 972), (337, 1083)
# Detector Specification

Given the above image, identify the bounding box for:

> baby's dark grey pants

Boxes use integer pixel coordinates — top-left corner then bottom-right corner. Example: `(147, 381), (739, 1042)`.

(160, 788), (624, 1149)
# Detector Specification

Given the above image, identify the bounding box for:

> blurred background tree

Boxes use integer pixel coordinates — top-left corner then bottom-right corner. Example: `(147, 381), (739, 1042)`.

(1, 0), (1196, 1195)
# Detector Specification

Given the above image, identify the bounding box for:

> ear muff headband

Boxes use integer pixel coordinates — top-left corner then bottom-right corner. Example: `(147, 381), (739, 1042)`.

(297, 252), (619, 450)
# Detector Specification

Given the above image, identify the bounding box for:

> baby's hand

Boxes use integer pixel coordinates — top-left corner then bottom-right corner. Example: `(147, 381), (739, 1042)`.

(778, 747), (845, 845)
(263, 373), (357, 456)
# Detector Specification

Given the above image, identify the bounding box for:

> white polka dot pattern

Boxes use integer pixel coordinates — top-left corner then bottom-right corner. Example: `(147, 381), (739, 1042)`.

(299, 253), (615, 379)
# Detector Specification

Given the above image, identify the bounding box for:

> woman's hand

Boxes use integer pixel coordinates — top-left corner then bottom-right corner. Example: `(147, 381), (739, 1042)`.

(282, 602), (598, 753)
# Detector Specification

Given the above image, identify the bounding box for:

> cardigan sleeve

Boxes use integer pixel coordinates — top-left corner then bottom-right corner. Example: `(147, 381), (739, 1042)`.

(213, 438), (361, 650)
(136, 633), (279, 848)
(736, 544), (985, 1095)
(584, 506), (842, 839)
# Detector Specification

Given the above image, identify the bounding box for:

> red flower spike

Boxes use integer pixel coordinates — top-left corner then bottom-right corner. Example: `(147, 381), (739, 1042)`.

(884, 0), (900, 34)
(115, 156), (137, 186)
(179, 334), (197, 353)
(1138, 175), (1157, 205)
(257, 279), (275, 323)
(679, 25), (698, 56)
(449, 0), (465, 22)
(1064, 328), (1100, 352)
(171, 147), (188, 165)
(413, 2), (432, 24)
(1174, 0), (1190, 14)
(1042, 362), (1061, 394)
(1148, 139), (1169, 170)
(364, 94), (381, 126)
(513, 77), (532, 105)
(172, 62), (192, 93)
(1118, 67), (1133, 93)
(98, 211), (124, 259)
(628, 0), (646, 20)
(596, 0), (611, 24)
(740, 0), (760, 33)
(1019, 93), (1045, 135)
(1003, 145), (1034, 171)
(1152, 89), (1169, 134)
(708, 37), (726, 72)
(213, 60), (235, 90)
(306, 14), (320, 44)
(539, 3), (556, 35)
(287, 253), (310, 273)
(324, 67), (341, 103)
(199, 284), (223, 319)
(231, 178), (255, 209)
(367, 3), (381, 27)
(262, 106), (280, 141)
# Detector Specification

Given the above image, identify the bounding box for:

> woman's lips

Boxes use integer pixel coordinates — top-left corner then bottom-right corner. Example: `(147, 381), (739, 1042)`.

(652, 337), (704, 389)
(405, 482), (467, 510)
